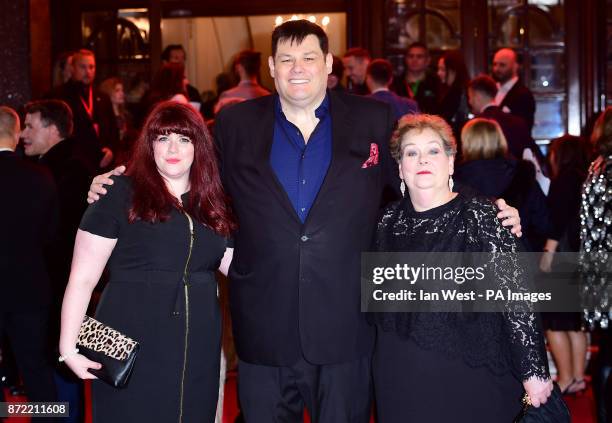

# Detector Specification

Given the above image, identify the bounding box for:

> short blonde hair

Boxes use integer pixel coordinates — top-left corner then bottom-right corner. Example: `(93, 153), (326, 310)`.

(391, 114), (456, 161)
(461, 118), (508, 161)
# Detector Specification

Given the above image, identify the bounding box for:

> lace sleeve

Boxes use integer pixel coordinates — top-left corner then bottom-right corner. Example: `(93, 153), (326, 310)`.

(470, 198), (550, 382)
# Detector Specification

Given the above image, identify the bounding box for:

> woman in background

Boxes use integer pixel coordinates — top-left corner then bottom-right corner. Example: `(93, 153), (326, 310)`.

(581, 107), (612, 421)
(455, 118), (550, 252)
(99, 77), (136, 165)
(539, 135), (589, 394)
(52, 51), (74, 89)
(99, 78), (129, 140)
(436, 50), (470, 147)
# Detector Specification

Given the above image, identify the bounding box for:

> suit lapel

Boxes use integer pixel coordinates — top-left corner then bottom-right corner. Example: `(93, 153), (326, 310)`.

(251, 96), (302, 225)
(304, 91), (352, 224)
(501, 82), (519, 108)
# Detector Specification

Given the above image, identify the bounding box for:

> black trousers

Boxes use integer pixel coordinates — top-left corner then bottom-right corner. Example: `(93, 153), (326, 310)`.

(0, 309), (57, 403)
(238, 355), (372, 423)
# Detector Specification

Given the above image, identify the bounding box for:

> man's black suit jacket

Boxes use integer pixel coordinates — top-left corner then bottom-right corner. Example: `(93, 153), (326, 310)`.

(48, 80), (119, 171)
(38, 139), (91, 300)
(481, 105), (544, 165)
(0, 151), (58, 312)
(498, 81), (536, 132)
(215, 91), (399, 366)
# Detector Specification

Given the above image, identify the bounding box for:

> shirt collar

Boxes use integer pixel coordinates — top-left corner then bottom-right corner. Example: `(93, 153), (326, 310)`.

(480, 101), (497, 114)
(0, 147), (14, 152)
(274, 92), (330, 121)
(497, 76), (518, 93)
(371, 87), (390, 94)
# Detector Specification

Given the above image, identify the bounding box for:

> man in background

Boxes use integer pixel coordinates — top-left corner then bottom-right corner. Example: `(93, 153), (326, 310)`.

(48, 49), (118, 172)
(391, 42), (439, 114)
(342, 47), (371, 95)
(468, 74), (542, 164)
(366, 58), (419, 120)
(491, 48), (536, 132)
(0, 106), (59, 415)
(214, 49), (270, 114)
(22, 99), (90, 422)
(162, 44), (204, 109)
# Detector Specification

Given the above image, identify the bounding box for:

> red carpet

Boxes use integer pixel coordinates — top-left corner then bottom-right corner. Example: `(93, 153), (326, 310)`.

(3, 373), (598, 422)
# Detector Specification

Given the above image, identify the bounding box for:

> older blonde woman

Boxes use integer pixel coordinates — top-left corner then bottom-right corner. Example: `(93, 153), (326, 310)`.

(372, 114), (552, 422)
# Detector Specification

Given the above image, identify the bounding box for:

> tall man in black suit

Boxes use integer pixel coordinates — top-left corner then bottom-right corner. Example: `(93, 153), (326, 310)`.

(492, 48), (536, 132)
(88, 21), (523, 422)
(0, 106), (59, 408)
(48, 49), (118, 172)
(214, 21), (400, 421)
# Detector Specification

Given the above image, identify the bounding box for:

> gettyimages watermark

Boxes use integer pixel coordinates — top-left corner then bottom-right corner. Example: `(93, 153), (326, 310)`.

(361, 252), (612, 313)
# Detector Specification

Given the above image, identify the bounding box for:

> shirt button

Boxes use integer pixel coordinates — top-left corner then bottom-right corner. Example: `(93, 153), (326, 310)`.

(301, 235), (309, 242)
(301, 207), (305, 212)
(302, 179), (306, 185)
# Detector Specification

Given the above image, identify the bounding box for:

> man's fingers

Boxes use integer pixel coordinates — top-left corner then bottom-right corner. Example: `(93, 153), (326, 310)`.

(93, 176), (114, 186)
(87, 192), (99, 203)
(112, 165), (126, 175)
(95, 185), (107, 195)
(495, 198), (508, 210)
(497, 210), (514, 220)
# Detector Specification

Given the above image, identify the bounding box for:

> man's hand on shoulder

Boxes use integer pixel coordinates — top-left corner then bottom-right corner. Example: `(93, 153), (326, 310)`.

(495, 198), (522, 237)
(87, 165), (126, 204)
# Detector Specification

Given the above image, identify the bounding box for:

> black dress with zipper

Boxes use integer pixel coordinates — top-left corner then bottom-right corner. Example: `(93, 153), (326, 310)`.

(79, 175), (226, 422)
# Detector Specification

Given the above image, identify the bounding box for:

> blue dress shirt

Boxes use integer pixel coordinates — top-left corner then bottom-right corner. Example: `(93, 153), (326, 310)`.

(269, 94), (332, 223)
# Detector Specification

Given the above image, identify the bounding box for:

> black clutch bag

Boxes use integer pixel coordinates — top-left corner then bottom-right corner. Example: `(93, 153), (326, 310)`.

(514, 383), (570, 423)
(77, 316), (140, 388)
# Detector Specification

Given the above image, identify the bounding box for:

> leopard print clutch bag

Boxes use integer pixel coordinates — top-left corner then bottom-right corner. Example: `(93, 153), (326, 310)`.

(77, 316), (140, 388)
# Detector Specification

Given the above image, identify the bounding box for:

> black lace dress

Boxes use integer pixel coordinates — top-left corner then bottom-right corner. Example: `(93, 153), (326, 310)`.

(372, 193), (549, 423)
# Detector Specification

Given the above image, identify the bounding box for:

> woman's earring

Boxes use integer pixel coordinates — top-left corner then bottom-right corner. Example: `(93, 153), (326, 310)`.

(400, 180), (405, 197)
(448, 176), (454, 192)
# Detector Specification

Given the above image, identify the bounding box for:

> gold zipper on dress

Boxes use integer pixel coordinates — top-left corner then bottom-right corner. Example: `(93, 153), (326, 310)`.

(178, 212), (194, 423)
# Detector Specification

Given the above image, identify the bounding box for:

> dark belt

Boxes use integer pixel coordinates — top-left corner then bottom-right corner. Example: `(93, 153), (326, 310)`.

(107, 269), (216, 316)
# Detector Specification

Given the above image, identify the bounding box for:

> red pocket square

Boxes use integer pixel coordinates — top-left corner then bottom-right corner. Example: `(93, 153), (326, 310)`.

(361, 143), (379, 168)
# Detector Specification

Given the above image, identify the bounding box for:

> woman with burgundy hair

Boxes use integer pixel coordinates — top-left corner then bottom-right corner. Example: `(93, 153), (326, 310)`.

(59, 101), (235, 422)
